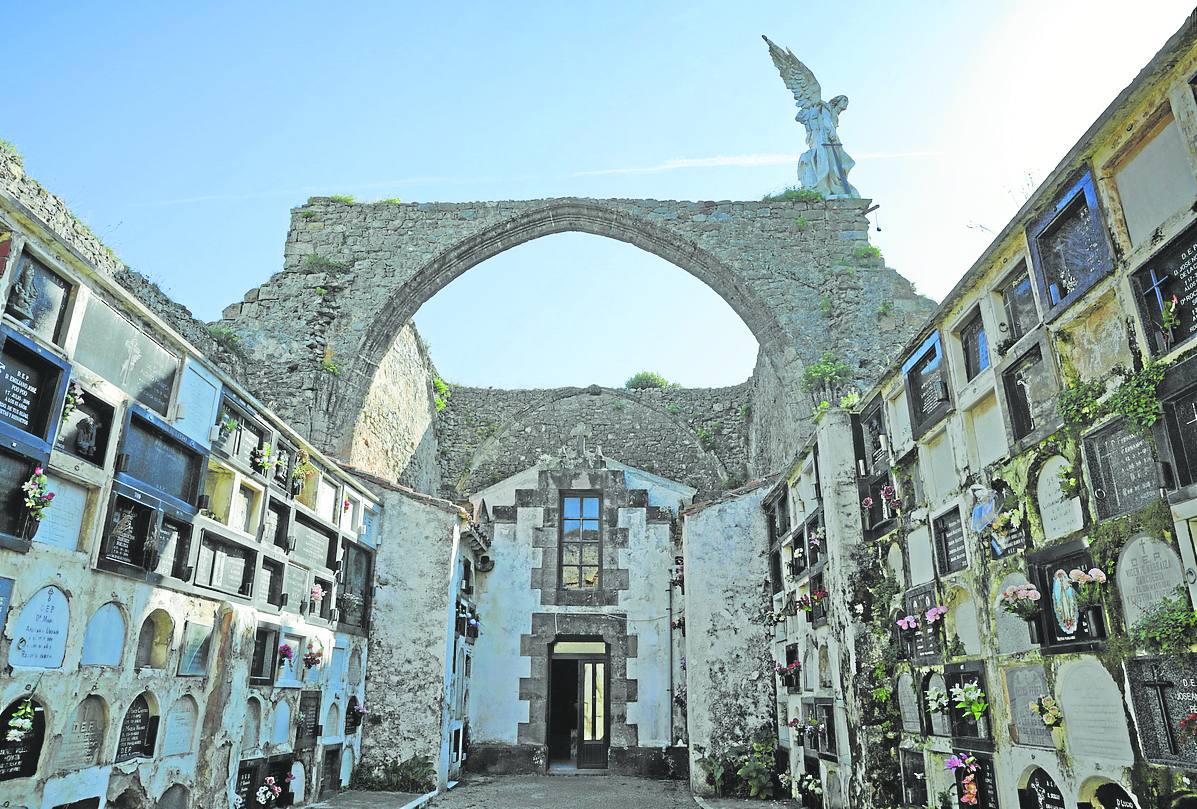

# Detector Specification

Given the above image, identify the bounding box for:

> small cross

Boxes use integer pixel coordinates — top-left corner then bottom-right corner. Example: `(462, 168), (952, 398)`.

(1143, 664), (1178, 755)
(1139, 267), (1172, 324)
(1182, 399), (1197, 428)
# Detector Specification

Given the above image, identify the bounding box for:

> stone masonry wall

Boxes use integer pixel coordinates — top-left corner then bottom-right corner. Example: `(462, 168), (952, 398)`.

(219, 196), (935, 479)
(436, 383), (751, 499)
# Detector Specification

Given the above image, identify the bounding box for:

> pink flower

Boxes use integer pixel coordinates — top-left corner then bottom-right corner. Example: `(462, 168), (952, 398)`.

(1068, 568), (1089, 583)
(862, 496), (874, 509)
(944, 755), (965, 771)
(33, 467), (43, 476)
(1088, 568), (1107, 583)
(896, 614), (920, 631)
(925, 605), (948, 624)
(285, 774), (296, 783)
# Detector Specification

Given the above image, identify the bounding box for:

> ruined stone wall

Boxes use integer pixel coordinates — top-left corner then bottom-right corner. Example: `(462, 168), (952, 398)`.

(436, 383), (751, 499)
(220, 197), (934, 480)
(680, 481), (775, 796)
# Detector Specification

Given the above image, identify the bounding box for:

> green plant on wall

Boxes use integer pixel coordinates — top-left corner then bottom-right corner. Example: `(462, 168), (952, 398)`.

(1058, 359), (1169, 437)
(1129, 587), (1197, 659)
(433, 377), (451, 412)
(1058, 377), (1106, 429)
(625, 371), (675, 389)
(762, 185), (824, 202)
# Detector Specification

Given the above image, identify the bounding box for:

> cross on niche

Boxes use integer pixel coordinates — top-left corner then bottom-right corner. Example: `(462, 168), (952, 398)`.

(1143, 664), (1179, 756)
(1139, 267), (1172, 317)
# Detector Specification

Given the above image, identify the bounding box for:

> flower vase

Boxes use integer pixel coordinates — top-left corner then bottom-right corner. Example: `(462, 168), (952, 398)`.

(1082, 605), (1106, 637)
(1050, 725), (1066, 748)
(1025, 617), (1041, 645)
(20, 513), (40, 541)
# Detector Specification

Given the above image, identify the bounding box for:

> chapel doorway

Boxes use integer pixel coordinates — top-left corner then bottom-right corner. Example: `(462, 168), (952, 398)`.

(547, 640), (608, 770)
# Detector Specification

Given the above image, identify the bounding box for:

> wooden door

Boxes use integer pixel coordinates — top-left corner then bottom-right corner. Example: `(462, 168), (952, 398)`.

(576, 659), (608, 769)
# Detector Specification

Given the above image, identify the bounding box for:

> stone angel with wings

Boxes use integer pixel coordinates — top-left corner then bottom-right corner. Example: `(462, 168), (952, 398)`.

(763, 36), (859, 199)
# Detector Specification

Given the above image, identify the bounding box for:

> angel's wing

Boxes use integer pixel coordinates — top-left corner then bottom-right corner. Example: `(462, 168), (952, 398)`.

(762, 35), (821, 109)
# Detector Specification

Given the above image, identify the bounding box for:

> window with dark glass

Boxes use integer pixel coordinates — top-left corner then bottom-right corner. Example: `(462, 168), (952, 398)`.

(769, 549), (783, 595)
(1028, 170), (1114, 317)
(560, 493), (601, 590)
(1161, 360), (1197, 487)
(958, 311), (990, 381)
(1000, 267), (1038, 345)
(1131, 221), (1197, 355)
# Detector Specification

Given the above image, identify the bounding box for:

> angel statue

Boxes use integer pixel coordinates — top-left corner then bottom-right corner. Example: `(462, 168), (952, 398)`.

(763, 36), (859, 199)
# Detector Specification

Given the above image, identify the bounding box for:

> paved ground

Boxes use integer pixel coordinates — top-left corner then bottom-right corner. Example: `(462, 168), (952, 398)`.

(425, 775), (696, 808)
(314, 789), (425, 808)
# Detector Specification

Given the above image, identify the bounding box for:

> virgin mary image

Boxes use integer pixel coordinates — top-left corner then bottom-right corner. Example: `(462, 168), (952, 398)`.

(1051, 569), (1079, 634)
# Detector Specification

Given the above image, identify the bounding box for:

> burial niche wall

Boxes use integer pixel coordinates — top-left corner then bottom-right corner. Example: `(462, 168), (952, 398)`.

(8, 584), (69, 668)
(135, 609), (174, 669)
(0, 696), (46, 781)
(56, 696), (106, 771)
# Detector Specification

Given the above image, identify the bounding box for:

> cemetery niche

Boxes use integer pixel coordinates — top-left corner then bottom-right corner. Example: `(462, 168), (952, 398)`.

(74, 295), (177, 415)
(80, 602), (126, 666)
(1028, 171), (1114, 317)
(1133, 219), (1197, 354)
(1115, 534), (1186, 628)
(1127, 654), (1197, 766)
(0, 696), (46, 781)
(902, 331), (952, 436)
(4, 252), (72, 344)
(56, 696), (106, 771)
(1001, 344), (1057, 441)
(0, 326), (69, 445)
(1019, 766), (1067, 809)
(9, 585), (69, 668)
(1083, 420), (1160, 520)
(54, 384), (113, 465)
(1035, 455), (1084, 540)
(115, 692), (159, 763)
(1160, 354), (1197, 488)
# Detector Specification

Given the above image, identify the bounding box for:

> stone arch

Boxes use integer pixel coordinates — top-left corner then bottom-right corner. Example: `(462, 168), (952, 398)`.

(326, 702), (341, 739)
(1079, 776), (1140, 809)
(1017, 764), (1066, 796)
(290, 761), (307, 803)
(81, 601), (126, 667)
(454, 387), (730, 496)
(135, 609), (174, 669)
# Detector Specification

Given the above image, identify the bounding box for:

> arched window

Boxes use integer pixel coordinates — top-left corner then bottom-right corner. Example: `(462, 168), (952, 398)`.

(0, 696), (47, 781)
(135, 609), (174, 668)
(81, 602), (126, 666)
(55, 695), (107, 771)
(115, 693), (159, 762)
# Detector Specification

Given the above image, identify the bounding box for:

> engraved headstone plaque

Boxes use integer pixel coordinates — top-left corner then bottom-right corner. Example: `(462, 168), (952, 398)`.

(177, 622), (212, 677)
(1058, 660), (1135, 764)
(1127, 654), (1197, 766)
(36, 474), (87, 551)
(56, 696), (106, 770)
(292, 515), (332, 571)
(296, 691), (321, 750)
(122, 416), (202, 505)
(115, 694), (155, 762)
(162, 698), (197, 756)
(896, 673), (921, 732)
(1003, 665), (1053, 748)
(75, 297), (176, 415)
(1019, 767), (1066, 809)
(1084, 424), (1159, 520)
(1116, 535), (1186, 628)
(1134, 220), (1197, 353)
(1036, 455), (1084, 540)
(0, 337), (58, 439)
(934, 508), (967, 574)
(9, 585), (69, 668)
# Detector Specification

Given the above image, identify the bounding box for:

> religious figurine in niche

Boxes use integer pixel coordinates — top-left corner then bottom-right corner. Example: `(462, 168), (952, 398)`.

(763, 35), (859, 199)
(1051, 568), (1079, 634)
(75, 416), (98, 459)
(6, 258), (39, 322)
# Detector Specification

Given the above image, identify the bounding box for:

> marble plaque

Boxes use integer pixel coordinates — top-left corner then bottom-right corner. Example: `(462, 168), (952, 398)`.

(178, 622), (212, 676)
(174, 362), (220, 447)
(926, 673), (950, 736)
(9, 585), (69, 668)
(897, 673), (921, 732)
(1116, 535), (1185, 628)
(4, 254), (70, 343)
(36, 474), (87, 551)
(952, 595), (981, 655)
(0, 337), (58, 439)
(162, 698), (197, 756)
(75, 297), (177, 415)
(0, 698), (45, 781)
(292, 515), (332, 571)
(1127, 654), (1197, 766)
(348, 648), (363, 685)
(122, 417), (201, 505)
(1003, 665), (1053, 748)
(1019, 767), (1066, 809)
(906, 525), (935, 586)
(1058, 660), (1134, 764)
(296, 691), (321, 750)
(1134, 219), (1197, 351)
(1036, 455), (1084, 540)
(934, 508), (967, 574)
(80, 602), (125, 666)
(283, 565), (306, 614)
(115, 695), (154, 762)
(1084, 424), (1159, 520)
(270, 701), (291, 745)
(57, 696), (106, 770)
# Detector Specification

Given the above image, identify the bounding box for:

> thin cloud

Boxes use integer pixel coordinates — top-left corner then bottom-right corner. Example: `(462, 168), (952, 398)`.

(573, 150), (941, 177)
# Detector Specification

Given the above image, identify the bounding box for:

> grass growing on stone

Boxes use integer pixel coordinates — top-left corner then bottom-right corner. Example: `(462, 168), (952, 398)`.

(761, 185), (824, 203)
(433, 377), (451, 411)
(0, 139), (23, 165)
(626, 371), (676, 389)
(854, 244), (883, 263)
(382, 197), (403, 204)
(321, 358), (340, 375)
(330, 194), (355, 204)
(305, 254), (348, 272)
(206, 323), (241, 350)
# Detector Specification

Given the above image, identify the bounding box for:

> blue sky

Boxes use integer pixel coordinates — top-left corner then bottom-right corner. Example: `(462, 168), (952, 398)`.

(5, 2), (1193, 388)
